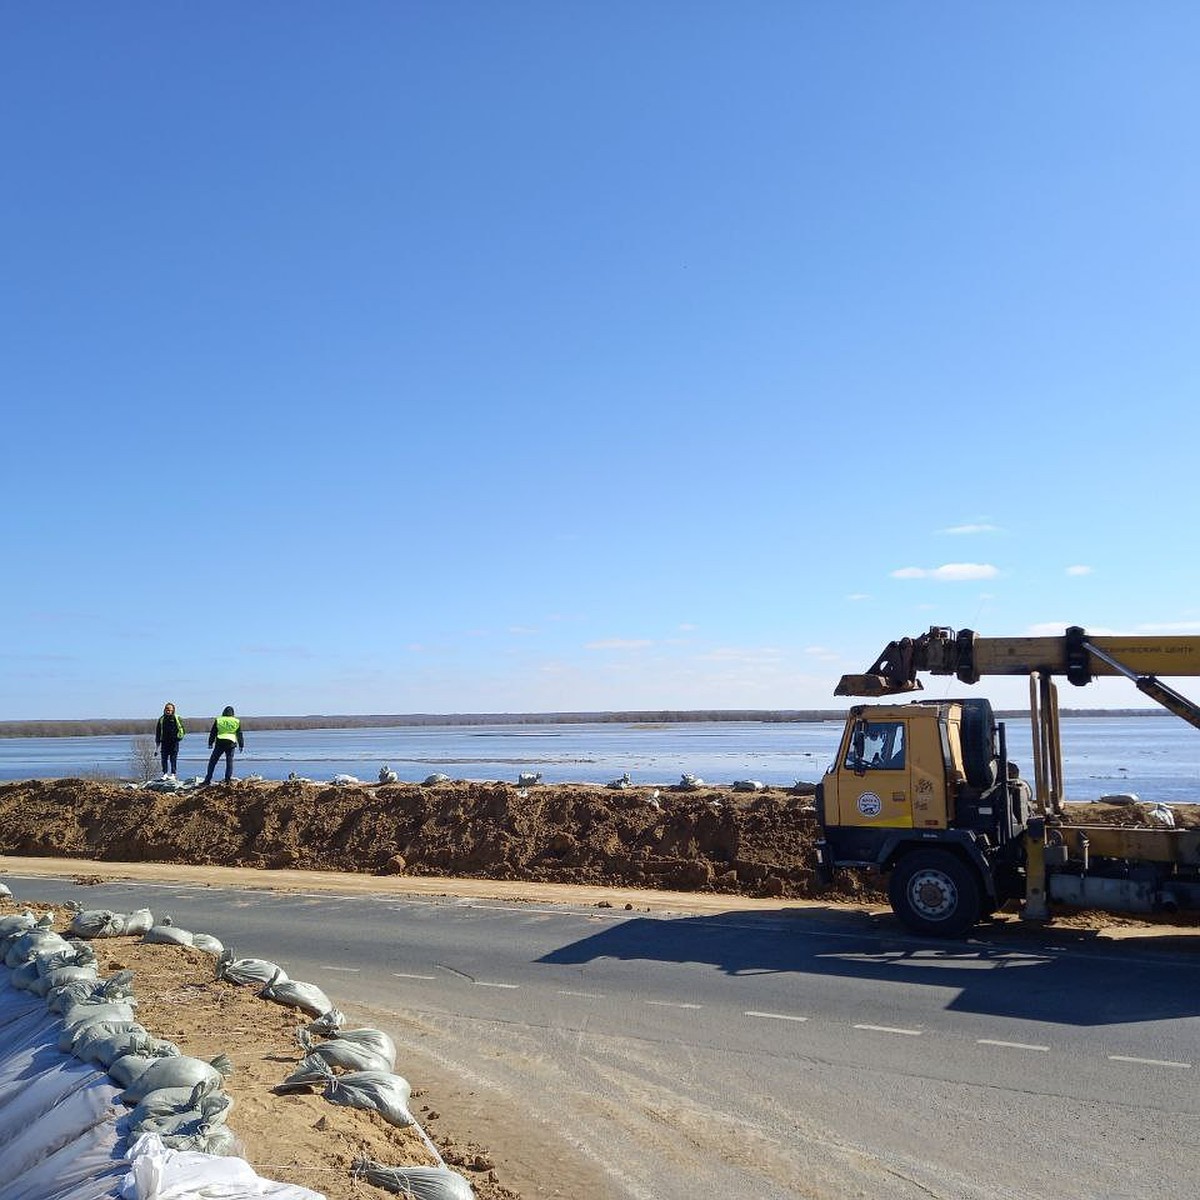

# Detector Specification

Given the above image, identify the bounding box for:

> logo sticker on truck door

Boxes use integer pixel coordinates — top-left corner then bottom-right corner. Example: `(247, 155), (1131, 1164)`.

(857, 792), (882, 817)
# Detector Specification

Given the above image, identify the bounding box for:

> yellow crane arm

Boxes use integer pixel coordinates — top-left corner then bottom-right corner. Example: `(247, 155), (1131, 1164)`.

(837, 625), (1200, 732)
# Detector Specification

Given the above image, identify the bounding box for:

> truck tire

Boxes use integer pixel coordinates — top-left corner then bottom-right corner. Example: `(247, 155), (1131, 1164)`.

(960, 699), (996, 790)
(888, 849), (983, 937)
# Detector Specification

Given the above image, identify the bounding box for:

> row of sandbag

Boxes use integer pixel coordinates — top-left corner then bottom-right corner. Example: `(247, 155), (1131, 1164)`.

(211, 950), (475, 1199)
(13, 901), (478, 1199)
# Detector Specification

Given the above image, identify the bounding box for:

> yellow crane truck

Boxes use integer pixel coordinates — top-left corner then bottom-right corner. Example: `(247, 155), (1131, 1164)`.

(814, 626), (1200, 935)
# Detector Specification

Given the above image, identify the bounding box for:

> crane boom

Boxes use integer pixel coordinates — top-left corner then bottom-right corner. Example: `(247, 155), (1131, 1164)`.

(837, 625), (1200, 731)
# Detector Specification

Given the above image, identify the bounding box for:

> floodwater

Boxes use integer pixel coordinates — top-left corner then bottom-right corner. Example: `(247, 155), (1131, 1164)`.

(0, 715), (1196, 804)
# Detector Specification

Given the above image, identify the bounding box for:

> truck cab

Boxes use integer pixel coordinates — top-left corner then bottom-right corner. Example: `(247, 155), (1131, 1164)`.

(816, 699), (1031, 934)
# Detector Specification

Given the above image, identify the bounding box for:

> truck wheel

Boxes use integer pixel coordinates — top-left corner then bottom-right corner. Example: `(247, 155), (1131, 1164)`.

(888, 850), (983, 937)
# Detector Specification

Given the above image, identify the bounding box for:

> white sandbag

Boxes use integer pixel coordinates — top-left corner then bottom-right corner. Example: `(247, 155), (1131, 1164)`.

(122, 909), (156, 937)
(120, 1131), (325, 1199)
(189, 933), (224, 956)
(143, 925), (195, 947)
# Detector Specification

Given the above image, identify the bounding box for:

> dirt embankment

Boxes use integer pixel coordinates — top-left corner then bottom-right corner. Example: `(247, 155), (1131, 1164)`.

(1, 778), (1197, 903)
(0, 777), (863, 900)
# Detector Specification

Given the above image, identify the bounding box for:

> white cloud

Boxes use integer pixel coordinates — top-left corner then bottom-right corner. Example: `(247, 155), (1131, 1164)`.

(1135, 621), (1200, 634)
(804, 645), (840, 662)
(1065, 565), (1092, 576)
(584, 638), (653, 651)
(678, 623), (698, 632)
(507, 626), (540, 635)
(846, 593), (870, 602)
(939, 523), (1001, 535)
(891, 563), (999, 581)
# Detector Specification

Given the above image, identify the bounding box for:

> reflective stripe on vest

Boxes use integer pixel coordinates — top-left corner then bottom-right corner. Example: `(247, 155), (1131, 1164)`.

(216, 715), (240, 741)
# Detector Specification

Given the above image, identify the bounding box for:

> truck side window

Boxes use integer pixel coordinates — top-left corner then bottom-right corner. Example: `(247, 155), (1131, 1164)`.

(845, 721), (905, 770)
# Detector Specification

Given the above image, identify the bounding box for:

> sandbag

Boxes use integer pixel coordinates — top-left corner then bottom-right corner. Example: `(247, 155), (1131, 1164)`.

(258, 971), (333, 1018)
(120, 1054), (233, 1105)
(351, 1161), (475, 1200)
(142, 924), (194, 947)
(190, 933), (224, 956)
(306, 1026), (396, 1069)
(216, 952), (288, 987)
(68, 910), (127, 939)
(322, 1067), (413, 1128)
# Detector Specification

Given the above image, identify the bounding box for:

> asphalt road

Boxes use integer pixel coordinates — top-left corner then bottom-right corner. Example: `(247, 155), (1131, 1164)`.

(8, 872), (1200, 1200)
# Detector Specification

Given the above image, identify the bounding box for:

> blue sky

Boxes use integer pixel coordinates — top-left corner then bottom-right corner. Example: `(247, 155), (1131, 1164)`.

(3, 3), (1199, 720)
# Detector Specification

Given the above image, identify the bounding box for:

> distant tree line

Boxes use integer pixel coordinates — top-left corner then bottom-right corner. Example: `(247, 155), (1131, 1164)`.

(0, 707), (1164, 739)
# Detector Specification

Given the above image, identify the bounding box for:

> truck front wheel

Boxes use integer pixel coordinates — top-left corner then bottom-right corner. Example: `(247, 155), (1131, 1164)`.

(888, 850), (983, 937)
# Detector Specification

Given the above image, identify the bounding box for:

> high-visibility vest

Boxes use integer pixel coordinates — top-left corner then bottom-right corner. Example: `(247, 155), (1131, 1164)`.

(215, 715), (241, 741)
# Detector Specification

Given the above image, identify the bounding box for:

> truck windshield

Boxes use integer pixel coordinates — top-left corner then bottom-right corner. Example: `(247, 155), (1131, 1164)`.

(845, 721), (905, 770)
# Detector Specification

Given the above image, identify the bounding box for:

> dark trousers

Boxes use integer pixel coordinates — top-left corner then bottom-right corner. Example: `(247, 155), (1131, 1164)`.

(159, 744), (179, 775)
(205, 743), (235, 782)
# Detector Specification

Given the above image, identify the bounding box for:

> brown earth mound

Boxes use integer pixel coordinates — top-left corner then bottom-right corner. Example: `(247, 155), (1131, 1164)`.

(1, 779), (1196, 903)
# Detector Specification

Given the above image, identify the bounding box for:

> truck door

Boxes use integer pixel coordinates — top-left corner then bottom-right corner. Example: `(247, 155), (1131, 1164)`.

(835, 717), (914, 829)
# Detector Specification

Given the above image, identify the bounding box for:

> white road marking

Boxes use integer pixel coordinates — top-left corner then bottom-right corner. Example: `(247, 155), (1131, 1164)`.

(319, 965), (360, 973)
(557, 990), (605, 999)
(977, 1039), (1049, 1052)
(854, 1023), (922, 1036)
(1108, 1055), (1191, 1069)
(746, 1011), (809, 1023)
(392, 972), (436, 980)
(474, 981), (520, 989)
(646, 1000), (702, 1009)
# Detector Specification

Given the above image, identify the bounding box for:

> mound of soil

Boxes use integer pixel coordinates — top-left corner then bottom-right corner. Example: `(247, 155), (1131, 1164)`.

(0, 778), (868, 900)
(0, 779), (1195, 904)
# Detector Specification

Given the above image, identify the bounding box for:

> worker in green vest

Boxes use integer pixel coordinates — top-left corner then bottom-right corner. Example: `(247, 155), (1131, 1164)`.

(203, 705), (244, 785)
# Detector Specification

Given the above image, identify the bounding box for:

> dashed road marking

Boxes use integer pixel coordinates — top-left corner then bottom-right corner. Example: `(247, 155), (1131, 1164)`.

(977, 1039), (1048, 1052)
(1108, 1055), (1191, 1069)
(319, 965), (360, 972)
(557, 990), (605, 999)
(854, 1023), (921, 1036)
(474, 981), (520, 989)
(392, 972), (436, 981)
(646, 1000), (702, 1009)
(746, 1011), (809, 1023)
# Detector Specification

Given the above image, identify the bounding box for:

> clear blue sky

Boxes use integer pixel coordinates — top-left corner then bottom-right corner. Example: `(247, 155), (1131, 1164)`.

(3, 4), (1198, 720)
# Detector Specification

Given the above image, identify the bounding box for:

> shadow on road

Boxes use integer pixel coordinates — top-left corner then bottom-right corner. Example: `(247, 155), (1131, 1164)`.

(538, 907), (1200, 1026)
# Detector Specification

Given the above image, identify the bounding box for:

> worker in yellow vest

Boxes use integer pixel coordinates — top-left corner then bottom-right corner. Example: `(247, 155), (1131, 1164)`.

(203, 705), (244, 785)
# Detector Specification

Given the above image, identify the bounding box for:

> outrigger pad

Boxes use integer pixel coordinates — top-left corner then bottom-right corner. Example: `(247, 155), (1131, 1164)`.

(834, 674), (924, 698)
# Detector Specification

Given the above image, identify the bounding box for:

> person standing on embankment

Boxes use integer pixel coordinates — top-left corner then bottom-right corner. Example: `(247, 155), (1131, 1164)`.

(154, 702), (185, 777)
(203, 706), (243, 785)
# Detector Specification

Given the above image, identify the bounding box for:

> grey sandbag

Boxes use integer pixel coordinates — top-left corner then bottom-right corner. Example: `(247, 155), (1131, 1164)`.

(303, 1026), (396, 1070)
(58, 1000), (138, 1051)
(191, 932), (225, 955)
(30, 962), (100, 998)
(278, 1041), (391, 1090)
(161, 1122), (241, 1156)
(127, 1079), (232, 1129)
(216, 950), (289, 987)
(351, 1161), (475, 1200)
(259, 969), (334, 1017)
(70, 1019), (148, 1063)
(307, 1007), (346, 1035)
(0, 911), (38, 940)
(68, 909), (127, 938)
(120, 1053), (233, 1103)
(322, 1066), (414, 1128)
(5, 928), (72, 968)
